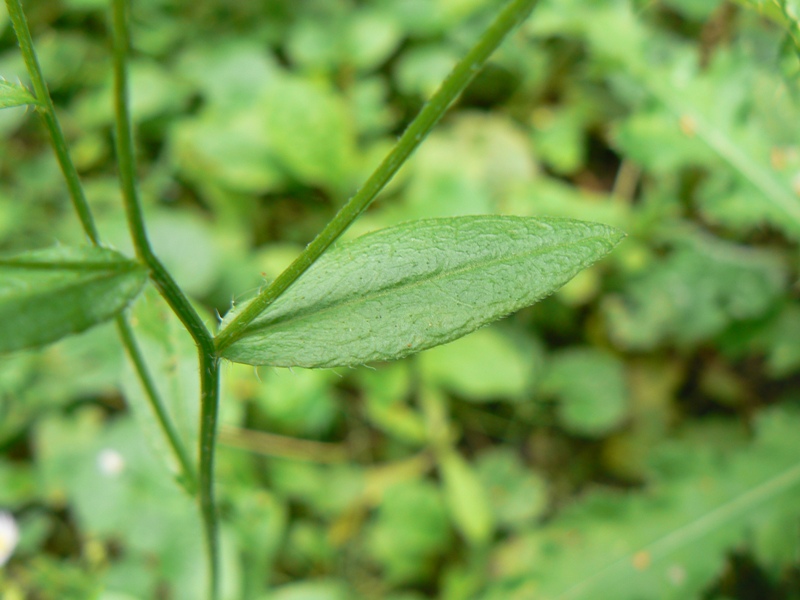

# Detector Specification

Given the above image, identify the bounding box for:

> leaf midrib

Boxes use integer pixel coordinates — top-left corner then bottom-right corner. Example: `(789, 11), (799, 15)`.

(240, 234), (612, 337)
(0, 258), (140, 271)
(0, 264), (144, 307)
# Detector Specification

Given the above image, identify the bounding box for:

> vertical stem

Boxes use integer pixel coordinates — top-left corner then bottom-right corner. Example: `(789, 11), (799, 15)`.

(199, 353), (221, 600)
(214, 0), (542, 353)
(108, 0), (212, 348)
(3, 0), (198, 495)
(110, 1), (220, 596)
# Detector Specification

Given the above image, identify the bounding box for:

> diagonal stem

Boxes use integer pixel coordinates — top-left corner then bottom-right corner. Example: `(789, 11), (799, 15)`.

(214, 0), (542, 353)
(5, 0), (99, 245)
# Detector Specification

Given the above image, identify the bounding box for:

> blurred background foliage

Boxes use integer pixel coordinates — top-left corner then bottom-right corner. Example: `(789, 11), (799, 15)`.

(1, 0), (800, 598)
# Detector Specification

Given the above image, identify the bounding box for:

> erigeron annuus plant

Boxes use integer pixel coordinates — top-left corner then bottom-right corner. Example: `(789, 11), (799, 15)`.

(0, 0), (623, 597)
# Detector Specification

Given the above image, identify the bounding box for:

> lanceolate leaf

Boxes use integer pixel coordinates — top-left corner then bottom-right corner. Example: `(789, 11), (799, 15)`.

(0, 246), (147, 353)
(0, 79), (41, 109)
(220, 216), (624, 367)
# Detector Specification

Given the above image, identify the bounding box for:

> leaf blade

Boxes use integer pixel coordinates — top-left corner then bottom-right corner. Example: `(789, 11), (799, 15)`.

(220, 216), (624, 367)
(0, 246), (148, 353)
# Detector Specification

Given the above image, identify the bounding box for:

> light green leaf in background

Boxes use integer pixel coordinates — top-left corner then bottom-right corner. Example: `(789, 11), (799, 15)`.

(261, 75), (358, 194)
(121, 287), (199, 479)
(269, 580), (351, 600)
(33, 408), (204, 598)
(485, 406), (800, 600)
(733, 0), (800, 49)
(439, 449), (495, 546)
(367, 479), (451, 584)
(170, 107), (283, 195)
(254, 367), (340, 437)
(220, 216), (624, 368)
(419, 327), (541, 403)
(0, 246), (147, 353)
(0, 79), (41, 110)
(475, 448), (548, 530)
(543, 347), (629, 437)
(356, 362), (427, 444)
(390, 113), (538, 221)
(604, 232), (787, 350)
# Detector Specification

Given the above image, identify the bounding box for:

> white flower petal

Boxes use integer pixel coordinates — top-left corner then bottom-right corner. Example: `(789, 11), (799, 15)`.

(97, 449), (126, 477)
(0, 511), (20, 566)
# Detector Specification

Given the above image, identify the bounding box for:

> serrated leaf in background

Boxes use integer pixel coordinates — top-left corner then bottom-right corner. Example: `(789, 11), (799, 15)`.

(484, 406), (800, 600)
(604, 231), (787, 350)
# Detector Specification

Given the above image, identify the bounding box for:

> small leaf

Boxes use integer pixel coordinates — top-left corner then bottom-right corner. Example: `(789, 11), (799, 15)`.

(220, 216), (624, 367)
(544, 347), (630, 437)
(0, 79), (41, 109)
(0, 246), (147, 353)
(419, 327), (541, 403)
(440, 449), (495, 546)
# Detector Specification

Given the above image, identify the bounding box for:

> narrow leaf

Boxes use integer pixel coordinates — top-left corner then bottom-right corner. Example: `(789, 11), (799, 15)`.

(220, 216), (624, 367)
(440, 448), (495, 546)
(0, 246), (147, 353)
(0, 79), (41, 109)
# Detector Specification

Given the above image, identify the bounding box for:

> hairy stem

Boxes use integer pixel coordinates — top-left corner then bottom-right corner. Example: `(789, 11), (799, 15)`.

(214, 0), (542, 353)
(110, 1), (220, 597)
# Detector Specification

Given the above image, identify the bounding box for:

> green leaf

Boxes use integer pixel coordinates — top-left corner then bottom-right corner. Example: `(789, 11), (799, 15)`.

(486, 406), (800, 600)
(33, 408), (204, 597)
(419, 327), (541, 403)
(0, 246), (147, 353)
(367, 480), (451, 584)
(440, 449), (495, 546)
(121, 287), (199, 478)
(544, 347), (630, 437)
(0, 79), (41, 109)
(220, 216), (624, 368)
(603, 232), (786, 350)
(270, 580), (351, 600)
(475, 448), (548, 530)
(261, 75), (358, 193)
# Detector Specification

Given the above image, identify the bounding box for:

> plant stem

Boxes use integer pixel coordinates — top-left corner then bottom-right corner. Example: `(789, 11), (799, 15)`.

(5, 0), (199, 497)
(219, 425), (348, 463)
(5, 0), (100, 245)
(214, 0), (542, 353)
(110, 1), (220, 597)
(199, 353), (221, 599)
(109, 0), (212, 351)
(116, 317), (198, 493)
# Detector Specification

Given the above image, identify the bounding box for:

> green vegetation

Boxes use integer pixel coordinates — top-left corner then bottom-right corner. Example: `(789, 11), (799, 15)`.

(1, 0), (799, 599)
